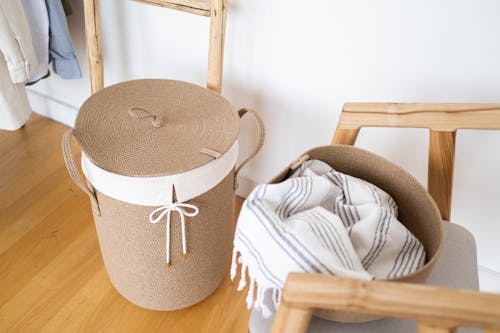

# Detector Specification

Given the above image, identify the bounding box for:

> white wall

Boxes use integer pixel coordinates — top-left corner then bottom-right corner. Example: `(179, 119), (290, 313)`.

(29, 0), (500, 291)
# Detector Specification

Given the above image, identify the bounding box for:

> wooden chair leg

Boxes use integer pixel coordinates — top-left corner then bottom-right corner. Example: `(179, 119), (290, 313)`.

(331, 128), (360, 145)
(418, 328), (454, 333)
(207, 0), (227, 93)
(271, 303), (312, 333)
(83, 0), (104, 94)
(418, 323), (457, 333)
(428, 130), (456, 221)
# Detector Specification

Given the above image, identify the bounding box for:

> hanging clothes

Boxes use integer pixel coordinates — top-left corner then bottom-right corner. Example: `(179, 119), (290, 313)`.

(21, 0), (50, 84)
(0, 1), (38, 84)
(0, 1), (36, 130)
(0, 56), (32, 131)
(61, 0), (73, 16)
(46, 0), (82, 79)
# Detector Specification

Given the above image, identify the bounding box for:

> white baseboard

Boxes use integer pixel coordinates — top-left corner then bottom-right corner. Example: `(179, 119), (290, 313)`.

(26, 89), (78, 127)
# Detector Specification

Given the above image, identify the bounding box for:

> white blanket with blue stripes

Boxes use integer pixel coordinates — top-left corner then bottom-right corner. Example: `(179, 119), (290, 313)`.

(231, 159), (426, 318)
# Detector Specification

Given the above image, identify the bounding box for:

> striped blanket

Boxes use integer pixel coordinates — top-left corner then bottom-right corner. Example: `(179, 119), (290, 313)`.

(231, 159), (426, 317)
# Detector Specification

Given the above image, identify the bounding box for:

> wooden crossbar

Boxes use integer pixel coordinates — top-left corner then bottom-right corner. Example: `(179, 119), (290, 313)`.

(332, 102), (500, 220)
(132, 0), (211, 16)
(272, 273), (500, 333)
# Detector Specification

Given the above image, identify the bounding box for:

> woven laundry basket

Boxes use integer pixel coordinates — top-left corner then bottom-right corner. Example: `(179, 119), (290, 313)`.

(62, 79), (264, 311)
(271, 145), (443, 323)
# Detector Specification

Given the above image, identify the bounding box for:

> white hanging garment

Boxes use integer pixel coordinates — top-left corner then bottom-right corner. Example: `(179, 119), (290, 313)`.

(0, 56), (32, 130)
(0, 1), (37, 84)
(21, 0), (50, 83)
(0, 1), (36, 130)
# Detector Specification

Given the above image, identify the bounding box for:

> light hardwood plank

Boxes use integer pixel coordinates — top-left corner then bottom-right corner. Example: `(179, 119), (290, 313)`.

(39, 267), (111, 333)
(0, 193), (92, 308)
(0, 225), (101, 332)
(0, 166), (80, 255)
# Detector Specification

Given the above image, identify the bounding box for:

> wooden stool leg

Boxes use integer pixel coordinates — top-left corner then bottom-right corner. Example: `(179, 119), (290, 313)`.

(84, 0), (104, 94)
(207, 0), (227, 93)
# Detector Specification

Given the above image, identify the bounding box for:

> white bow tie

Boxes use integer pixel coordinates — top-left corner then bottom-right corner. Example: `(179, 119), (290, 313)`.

(149, 202), (199, 267)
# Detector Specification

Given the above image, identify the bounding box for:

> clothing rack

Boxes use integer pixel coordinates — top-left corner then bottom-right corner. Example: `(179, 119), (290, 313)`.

(83, 0), (227, 94)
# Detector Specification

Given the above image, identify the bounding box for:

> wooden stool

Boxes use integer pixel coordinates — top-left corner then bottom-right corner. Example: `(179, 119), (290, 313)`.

(83, 0), (227, 94)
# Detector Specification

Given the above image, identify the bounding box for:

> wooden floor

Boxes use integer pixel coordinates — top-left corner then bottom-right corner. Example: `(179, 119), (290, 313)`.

(0, 115), (250, 332)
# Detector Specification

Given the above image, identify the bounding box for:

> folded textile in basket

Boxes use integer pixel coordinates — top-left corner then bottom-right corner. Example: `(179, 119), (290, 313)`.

(231, 159), (426, 317)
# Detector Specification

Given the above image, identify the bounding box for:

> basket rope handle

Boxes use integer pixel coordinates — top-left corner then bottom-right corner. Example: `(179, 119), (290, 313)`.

(62, 129), (101, 215)
(235, 108), (265, 187)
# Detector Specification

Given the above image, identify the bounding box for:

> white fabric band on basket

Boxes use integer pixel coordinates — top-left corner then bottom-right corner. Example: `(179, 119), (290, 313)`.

(81, 141), (239, 267)
(81, 140), (239, 206)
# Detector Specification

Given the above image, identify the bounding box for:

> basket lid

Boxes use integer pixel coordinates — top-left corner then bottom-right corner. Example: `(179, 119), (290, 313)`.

(74, 79), (239, 177)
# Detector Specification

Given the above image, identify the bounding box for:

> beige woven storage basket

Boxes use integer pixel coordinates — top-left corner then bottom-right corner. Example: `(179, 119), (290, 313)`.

(271, 145), (443, 323)
(62, 79), (264, 311)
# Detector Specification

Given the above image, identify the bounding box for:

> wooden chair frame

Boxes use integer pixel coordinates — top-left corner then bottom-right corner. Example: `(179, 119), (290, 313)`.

(83, 0), (227, 94)
(271, 103), (500, 333)
(273, 273), (500, 333)
(333, 103), (500, 220)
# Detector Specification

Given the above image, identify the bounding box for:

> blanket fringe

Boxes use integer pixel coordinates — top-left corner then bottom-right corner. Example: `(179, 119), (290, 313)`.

(237, 262), (248, 291)
(230, 247), (238, 281)
(231, 247), (281, 318)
